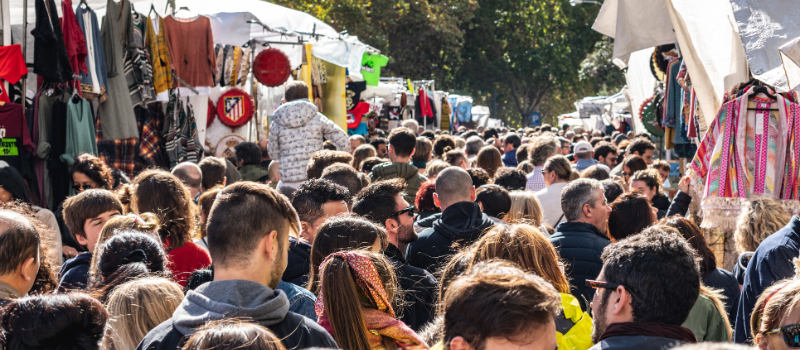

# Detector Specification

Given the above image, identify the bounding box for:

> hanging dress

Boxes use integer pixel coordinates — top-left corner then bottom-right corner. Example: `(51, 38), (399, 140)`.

(99, 0), (139, 140)
(75, 4), (110, 101)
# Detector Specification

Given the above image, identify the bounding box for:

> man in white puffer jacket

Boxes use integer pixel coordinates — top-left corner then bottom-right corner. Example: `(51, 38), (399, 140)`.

(268, 81), (350, 195)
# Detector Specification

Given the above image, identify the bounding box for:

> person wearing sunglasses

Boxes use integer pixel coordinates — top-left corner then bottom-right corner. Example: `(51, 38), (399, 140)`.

(589, 226), (701, 349)
(353, 179), (438, 331)
(752, 279), (800, 350)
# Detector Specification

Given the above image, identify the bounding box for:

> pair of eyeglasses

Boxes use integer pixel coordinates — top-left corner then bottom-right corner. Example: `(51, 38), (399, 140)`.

(72, 183), (94, 192)
(585, 280), (645, 304)
(621, 171), (628, 176)
(390, 206), (415, 219)
(764, 324), (800, 348)
(541, 169), (548, 174)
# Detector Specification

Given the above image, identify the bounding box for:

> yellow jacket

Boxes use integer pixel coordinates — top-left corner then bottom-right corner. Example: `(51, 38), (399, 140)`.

(556, 293), (594, 350)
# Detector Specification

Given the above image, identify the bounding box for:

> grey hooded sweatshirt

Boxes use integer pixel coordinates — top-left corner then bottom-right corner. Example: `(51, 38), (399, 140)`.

(136, 280), (336, 350)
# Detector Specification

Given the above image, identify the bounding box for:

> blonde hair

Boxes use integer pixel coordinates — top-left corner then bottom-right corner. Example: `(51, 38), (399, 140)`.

(412, 137), (433, 163)
(469, 224), (571, 294)
(504, 191), (544, 226)
(425, 160), (451, 179)
(735, 196), (792, 254)
(752, 278), (800, 342)
(454, 137), (466, 149)
(102, 277), (184, 350)
(89, 213), (160, 281)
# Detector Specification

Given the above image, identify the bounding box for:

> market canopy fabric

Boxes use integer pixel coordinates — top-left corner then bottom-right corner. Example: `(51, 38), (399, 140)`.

(730, 0), (800, 92)
(9, 0), (368, 72)
(591, 0), (676, 67)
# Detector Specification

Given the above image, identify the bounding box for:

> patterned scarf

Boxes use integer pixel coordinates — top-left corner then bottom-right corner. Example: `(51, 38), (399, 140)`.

(315, 252), (428, 350)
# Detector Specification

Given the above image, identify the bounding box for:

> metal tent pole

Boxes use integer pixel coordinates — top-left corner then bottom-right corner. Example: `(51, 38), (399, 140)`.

(20, 0), (27, 104)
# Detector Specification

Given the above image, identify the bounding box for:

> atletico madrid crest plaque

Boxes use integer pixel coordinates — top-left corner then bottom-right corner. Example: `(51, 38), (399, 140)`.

(216, 88), (254, 127)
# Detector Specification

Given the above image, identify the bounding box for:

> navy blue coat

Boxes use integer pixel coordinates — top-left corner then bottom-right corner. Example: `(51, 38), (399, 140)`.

(549, 222), (611, 309)
(734, 216), (800, 343)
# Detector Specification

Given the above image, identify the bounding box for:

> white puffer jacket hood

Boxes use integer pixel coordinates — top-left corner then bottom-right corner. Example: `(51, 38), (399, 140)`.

(267, 99), (350, 183)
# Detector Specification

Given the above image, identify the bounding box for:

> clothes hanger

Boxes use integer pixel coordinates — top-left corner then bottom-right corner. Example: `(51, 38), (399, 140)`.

(148, 1), (158, 18)
(174, 6), (196, 19)
(79, 0), (89, 9)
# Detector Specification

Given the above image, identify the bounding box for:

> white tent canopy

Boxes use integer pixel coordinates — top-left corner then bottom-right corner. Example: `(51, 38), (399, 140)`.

(592, 0), (748, 129)
(9, 0), (369, 72)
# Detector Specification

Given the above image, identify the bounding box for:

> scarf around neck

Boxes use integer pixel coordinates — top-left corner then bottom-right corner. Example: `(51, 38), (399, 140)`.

(599, 322), (697, 343)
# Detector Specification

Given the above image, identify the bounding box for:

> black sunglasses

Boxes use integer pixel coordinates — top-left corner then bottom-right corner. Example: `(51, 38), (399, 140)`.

(585, 280), (645, 304)
(390, 206), (415, 219)
(72, 183), (94, 192)
(764, 324), (800, 348)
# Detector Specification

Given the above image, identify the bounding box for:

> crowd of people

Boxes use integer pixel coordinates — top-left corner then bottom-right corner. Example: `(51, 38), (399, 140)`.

(0, 82), (796, 350)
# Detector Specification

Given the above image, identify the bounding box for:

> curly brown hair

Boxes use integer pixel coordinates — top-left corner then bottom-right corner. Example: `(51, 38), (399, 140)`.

(132, 170), (197, 249)
(70, 153), (114, 190)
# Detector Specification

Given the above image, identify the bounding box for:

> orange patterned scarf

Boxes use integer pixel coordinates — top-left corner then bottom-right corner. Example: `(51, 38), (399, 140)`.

(315, 252), (428, 349)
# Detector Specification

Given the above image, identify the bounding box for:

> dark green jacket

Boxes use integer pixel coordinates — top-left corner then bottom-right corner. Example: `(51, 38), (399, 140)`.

(369, 162), (427, 204)
(239, 164), (270, 183)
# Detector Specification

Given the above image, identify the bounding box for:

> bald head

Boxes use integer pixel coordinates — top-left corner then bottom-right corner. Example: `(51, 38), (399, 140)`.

(172, 162), (203, 197)
(435, 167), (474, 208)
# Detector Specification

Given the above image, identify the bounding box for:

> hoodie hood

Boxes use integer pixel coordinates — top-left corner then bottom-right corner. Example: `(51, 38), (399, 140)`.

(58, 252), (92, 278)
(173, 279), (289, 336)
(282, 237), (311, 286)
(272, 99), (319, 129)
(432, 202), (495, 243)
(371, 162), (420, 182)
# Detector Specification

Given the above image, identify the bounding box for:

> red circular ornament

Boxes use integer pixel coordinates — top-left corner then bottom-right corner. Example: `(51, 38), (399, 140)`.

(207, 98), (216, 126)
(216, 89), (254, 127)
(253, 48), (292, 87)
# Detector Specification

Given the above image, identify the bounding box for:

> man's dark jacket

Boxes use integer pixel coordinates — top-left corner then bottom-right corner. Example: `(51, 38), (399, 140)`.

(406, 201), (495, 274)
(549, 221), (611, 309)
(281, 237), (311, 288)
(734, 216), (800, 343)
(384, 243), (437, 331)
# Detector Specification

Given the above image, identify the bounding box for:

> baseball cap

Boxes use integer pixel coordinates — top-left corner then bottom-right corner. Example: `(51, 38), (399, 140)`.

(574, 140), (594, 154)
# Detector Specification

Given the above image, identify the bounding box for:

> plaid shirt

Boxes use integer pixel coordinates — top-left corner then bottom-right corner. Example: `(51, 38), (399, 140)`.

(96, 114), (138, 178)
(134, 105), (167, 171)
(526, 166), (546, 192)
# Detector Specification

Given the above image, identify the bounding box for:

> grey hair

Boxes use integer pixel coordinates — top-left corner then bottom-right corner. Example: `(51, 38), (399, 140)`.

(465, 136), (484, 156)
(561, 178), (604, 221)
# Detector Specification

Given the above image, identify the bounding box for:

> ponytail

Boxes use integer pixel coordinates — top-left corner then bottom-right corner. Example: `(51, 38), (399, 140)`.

(569, 170), (580, 182)
(320, 257), (372, 350)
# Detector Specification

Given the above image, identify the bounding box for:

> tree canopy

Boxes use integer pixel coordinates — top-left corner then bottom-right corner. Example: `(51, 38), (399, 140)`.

(272, 0), (624, 126)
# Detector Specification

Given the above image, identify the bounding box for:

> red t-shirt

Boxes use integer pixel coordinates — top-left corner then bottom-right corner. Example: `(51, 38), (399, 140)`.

(0, 45), (29, 103)
(347, 102), (370, 129)
(164, 238), (212, 286)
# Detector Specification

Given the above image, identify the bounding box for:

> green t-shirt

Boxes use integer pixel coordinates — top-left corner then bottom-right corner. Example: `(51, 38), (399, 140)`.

(360, 53), (389, 86)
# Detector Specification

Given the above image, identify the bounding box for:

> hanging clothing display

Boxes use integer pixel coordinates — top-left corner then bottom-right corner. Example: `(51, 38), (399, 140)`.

(347, 102), (370, 135)
(32, 0), (74, 83)
(440, 96), (451, 132)
(214, 44), (251, 87)
(162, 15), (218, 89)
(0, 103), (35, 176)
(346, 81), (367, 111)
(50, 97), (71, 211)
(0, 45), (29, 103)
(126, 12), (156, 107)
(145, 14), (172, 100)
(134, 104), (167, 171)
(98, 0), (138, 140)
(360, 53), (388, 86)
(690, 86), (800, 230)
(75, 4), (109, 101)
(60, 0), (88, 83)
(164, 91), (201, 168)
(61, 96), (97, 166)
(415, 88), (436, 127)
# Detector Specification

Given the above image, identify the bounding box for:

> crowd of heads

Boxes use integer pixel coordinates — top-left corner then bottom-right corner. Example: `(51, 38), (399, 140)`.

(0, 120), (796, 350)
